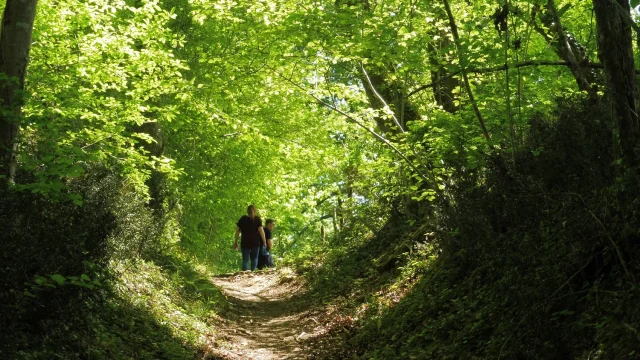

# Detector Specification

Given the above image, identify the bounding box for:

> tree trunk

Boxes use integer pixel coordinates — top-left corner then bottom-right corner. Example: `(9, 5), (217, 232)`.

(360, 65), (421, 135)
(429, 32), (460, 114)
(530, 0), (600, 99)
(337, 197), (344, 229)
(133, 120), (166, 215)
(593, 0), (639, 165)
(0, 0), (38, 184)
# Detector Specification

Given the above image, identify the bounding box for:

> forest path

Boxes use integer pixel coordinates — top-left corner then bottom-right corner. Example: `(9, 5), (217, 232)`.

(209, 270), (319, 360)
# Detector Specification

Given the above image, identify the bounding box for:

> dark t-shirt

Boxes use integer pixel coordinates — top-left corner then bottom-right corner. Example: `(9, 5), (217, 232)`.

(237, 215), (262, 248)
(264, 228), (273, 241)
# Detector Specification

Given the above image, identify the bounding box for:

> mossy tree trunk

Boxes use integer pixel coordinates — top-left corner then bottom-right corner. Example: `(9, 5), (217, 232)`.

(593, 0), (639, 166)
(428, 35), (460, 114)
(0, 0), (38, 184)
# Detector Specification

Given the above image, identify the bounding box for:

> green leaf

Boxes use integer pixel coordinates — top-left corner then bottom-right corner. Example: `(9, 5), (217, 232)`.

(50, 274), (66, 285)
(69, 193), (84, 206)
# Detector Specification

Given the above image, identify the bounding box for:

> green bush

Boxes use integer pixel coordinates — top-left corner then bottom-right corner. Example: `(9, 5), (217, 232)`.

(0, 167), (164, 358)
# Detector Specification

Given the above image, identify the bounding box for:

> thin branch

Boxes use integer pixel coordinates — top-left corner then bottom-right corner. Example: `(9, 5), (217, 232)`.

(578, 198), (634, 282)
(442, 0), (491, 140)
(360, 63), (405, 133)
(511, 191), (634, 282)
(282, 214), (334, 254)
(267, 65), (430, 182)
(408, 60), (609, 98)
(548, 249), (602, 300)
(81, 134), (114, 149)
(296, 214), (334, 236)
(359, 63), (436, 181)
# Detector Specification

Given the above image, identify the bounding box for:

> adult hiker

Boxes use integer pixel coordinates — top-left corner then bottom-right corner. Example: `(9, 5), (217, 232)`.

(234, 204), (267, 271)
(257, 219), (275, 270)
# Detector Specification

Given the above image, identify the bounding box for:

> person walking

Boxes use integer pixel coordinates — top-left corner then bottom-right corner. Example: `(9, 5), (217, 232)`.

(234, 205), (267, 271)
(257, 219), (275, 270)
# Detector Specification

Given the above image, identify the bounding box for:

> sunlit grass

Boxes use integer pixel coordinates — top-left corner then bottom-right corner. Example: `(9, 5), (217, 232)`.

(94, 256), (227, 358)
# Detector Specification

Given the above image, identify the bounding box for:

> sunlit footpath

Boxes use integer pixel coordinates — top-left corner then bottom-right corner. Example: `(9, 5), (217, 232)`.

(1, 0), (639, 359)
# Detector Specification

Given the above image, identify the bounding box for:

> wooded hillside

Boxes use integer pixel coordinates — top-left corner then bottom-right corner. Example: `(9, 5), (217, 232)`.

(1, 0), (639, 359)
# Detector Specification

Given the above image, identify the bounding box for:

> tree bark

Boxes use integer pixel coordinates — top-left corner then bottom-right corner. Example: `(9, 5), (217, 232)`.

(593, 0), (639, 165)
(133, 120), (166, 215)
(360, 65), (421, 134)
(530, 0), (600, 99)
(0, 0), (38, 184)
(428, 31), (460, 114)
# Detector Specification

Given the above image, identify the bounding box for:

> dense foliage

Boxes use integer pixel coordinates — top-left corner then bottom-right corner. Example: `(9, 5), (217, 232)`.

(1, 0), (639, 358)
(298, 98), (640, 359)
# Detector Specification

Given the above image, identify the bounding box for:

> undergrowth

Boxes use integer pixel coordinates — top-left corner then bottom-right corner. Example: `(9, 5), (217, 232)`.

(85, 255), (226, 360)
(0, 168), (227, 359)
(297, 98), (640, 359)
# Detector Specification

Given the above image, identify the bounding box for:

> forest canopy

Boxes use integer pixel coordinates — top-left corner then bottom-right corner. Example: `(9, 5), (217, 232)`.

(1, 0), (640, 359)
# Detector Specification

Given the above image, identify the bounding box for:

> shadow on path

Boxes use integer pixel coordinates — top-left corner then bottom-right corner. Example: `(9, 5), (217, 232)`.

(209, 270), (319, 360)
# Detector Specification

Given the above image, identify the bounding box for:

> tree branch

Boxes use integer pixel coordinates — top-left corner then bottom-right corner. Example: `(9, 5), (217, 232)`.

(360, 63), (405, 133)
(408, 60), (608, 98)
(296, 214), (334, 236)
(267, 65), (430, 182)
(442, 0), (491, 140)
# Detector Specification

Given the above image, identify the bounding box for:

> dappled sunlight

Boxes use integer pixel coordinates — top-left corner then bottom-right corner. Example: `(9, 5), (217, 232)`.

(90, 295), (209, 359)
(110, 257), (225, 355)
(209, 270), (314, 360)
(3, 0), (640, 358)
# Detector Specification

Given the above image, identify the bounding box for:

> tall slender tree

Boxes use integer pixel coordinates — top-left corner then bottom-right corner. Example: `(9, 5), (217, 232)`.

(0, 0), (38, 184)
(593, 0), (638, 166)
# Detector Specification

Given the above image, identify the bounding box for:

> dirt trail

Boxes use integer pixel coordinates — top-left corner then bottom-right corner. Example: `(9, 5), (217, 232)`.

(210, 270), (319, 360)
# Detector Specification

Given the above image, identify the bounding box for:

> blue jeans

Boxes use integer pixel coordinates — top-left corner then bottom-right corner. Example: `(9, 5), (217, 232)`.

(241, 246), (260, 271)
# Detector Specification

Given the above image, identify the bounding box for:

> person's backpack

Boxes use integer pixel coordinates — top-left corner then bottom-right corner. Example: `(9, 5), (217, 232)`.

(257, 245), (275, 269)
(267, 253), (275, 268)
(257, 245), (270, 270)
